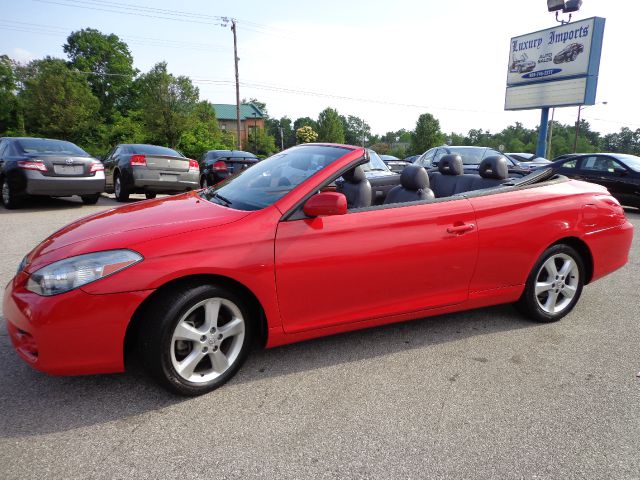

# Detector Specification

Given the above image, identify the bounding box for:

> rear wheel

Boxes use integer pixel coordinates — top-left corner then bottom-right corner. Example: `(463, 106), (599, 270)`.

(139, 284), (254, 396)
(200, 176), (209, 188)
(81, 194), (100, 205)
(114, 173), (130, 202)
(1, 177), (22, 209)
(516, 244), (585, 322)
(145, 192), (157, 200)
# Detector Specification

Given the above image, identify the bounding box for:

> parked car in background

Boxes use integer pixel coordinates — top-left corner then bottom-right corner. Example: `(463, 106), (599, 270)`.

(506, 152), (552, 170)
(415, 146), (530, 177)
(0, 137), (105, 209)
(103, 144), (200, 202)
(554, 43), (584, 64)
(4, 143), (633, 395)
(379, 154), (411, 173)
(336, 149), (400, 204)
(550, 153), (640, 209)
(200, 150), (259, 188)
(403, 155), (420, 163)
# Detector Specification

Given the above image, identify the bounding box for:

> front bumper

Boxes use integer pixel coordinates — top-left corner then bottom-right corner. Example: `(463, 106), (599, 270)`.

(3, 272), (153, 375)
(132, 168), (199, 192)
(25, 171), (106, 196)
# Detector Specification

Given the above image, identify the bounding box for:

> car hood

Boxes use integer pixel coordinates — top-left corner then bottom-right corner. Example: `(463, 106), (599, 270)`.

(25, 192), (250, 271)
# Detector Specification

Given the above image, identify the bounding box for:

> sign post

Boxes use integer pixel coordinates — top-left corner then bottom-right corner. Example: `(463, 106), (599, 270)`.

(505, 17), (605, 158)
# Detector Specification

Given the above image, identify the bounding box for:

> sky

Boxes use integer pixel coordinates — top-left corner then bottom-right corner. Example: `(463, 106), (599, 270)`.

(1, 0), (638, 138)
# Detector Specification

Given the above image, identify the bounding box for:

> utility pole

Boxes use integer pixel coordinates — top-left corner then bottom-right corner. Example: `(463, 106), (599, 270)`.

(279, 125), (284, 150)
(573, 105), (582, 153)
(547, 108), (555, 159)
(231, 19), (241, 150)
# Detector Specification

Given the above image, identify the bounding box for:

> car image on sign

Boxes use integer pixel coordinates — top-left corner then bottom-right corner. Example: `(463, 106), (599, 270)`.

(553, 43), (585, 64)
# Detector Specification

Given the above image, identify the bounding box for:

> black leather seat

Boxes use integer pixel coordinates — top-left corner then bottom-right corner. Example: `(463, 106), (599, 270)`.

(429, 154), (475, 198)
(468, 155), (509, 190)
(342, 165), (372, 209)
(384, 165), (435, 204)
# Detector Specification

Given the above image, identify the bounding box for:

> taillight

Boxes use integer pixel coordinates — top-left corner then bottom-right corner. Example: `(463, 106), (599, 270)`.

(90, 162), (104, 174)
(130, 154), (146, 166)
(188, 159), (199, 171)
(213, 160), (227, 171)
(17, 161), (47, 172)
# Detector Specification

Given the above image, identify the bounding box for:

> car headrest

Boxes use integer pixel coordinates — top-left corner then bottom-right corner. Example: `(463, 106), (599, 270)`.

(438, 154), (464, 175)
(343, 165), (366, 183)
(479, 156), (509, 180)
(290, 156), (311, 170)
(400, 165), (429, 191)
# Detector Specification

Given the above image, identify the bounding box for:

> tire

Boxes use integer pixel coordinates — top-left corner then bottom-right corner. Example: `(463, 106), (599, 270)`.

(138, 283), (254, 396)
(200, 176), (209, 188)
(81, 194), (100, 205)
(114, 173), (130, 202)
(1, 176), (22, 209)
(145, 192), (157, 200)
(516, 244), (585, 323)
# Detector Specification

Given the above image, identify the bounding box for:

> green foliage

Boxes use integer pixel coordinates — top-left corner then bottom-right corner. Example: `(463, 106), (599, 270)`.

(247, 127), (277, 156)
(409, 113), (445, 155)
(341, 115), (370, 146)
(601, 127), (640, 155)
(296, 125), (318, 143)
(266, 116), (296, 150)
(0, 55), (20, 134)
(20, 57), (100, 146)
(317, 107), (345, 143)
(370, 143), (390, 155)
(293, 116), (318, 132)
(177, 101), (235, 159)
(64, 28), (136, 120)
(136, 62), (199, 148)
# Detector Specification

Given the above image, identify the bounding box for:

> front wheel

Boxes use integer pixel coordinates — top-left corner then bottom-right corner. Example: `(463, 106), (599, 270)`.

(516, 244), (585, 323)
(114, 174), (130, 202)
(139, 284), (254, 396)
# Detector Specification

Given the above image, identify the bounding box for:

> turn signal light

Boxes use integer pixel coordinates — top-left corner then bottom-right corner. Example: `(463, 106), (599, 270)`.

(213, 160), (228, 171)
(18, 161), (47, 171)
(130, 154), (147, 166)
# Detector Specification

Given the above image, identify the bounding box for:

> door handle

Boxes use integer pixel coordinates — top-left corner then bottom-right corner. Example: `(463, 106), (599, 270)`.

(447, 223), (475, 234)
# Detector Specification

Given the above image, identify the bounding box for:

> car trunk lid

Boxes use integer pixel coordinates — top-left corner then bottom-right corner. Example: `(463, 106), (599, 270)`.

(30, 155), (98, 177)
(144, 155), (190, 172)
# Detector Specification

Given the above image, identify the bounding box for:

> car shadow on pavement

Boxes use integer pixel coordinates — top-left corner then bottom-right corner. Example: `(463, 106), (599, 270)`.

(0, 304), (536, 438)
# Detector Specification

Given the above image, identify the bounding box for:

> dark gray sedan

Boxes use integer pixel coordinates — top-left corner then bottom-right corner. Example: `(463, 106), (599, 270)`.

(0, 137), (105, 209)
(103, 144), (200, 201)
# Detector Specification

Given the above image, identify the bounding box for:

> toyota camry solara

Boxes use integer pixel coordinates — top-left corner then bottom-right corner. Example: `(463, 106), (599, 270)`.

(3, 144), (634, 395)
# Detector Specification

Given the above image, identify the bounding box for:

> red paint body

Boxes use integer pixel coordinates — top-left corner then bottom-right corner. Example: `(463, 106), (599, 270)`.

(3, 145), (634, 376)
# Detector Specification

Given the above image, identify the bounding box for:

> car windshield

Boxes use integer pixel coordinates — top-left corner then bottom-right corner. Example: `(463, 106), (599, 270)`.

(200, 145), (350, 211)
(129, 144), (183, 157)
(362, 150), (389, 172)
(442, 147), (485, 165)
(615, 154), (640, 172)
(17, 138), (89, 156)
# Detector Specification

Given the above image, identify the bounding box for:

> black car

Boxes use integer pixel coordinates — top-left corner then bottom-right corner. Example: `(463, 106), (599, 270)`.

(506, 152), (551, 170)
(403, 155), (420, 163)
(336, 149), (400, 204)
(553, 43), (584, 64)
(200, 150), (259, 188)
(414, 146), (530, 177)
(0, 137), (105, 209)
(551, 153), (640, 209)
(379, 154), (411, 173)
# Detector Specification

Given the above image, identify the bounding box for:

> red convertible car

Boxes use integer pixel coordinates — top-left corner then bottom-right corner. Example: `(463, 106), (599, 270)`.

(4, 144), (633, 395)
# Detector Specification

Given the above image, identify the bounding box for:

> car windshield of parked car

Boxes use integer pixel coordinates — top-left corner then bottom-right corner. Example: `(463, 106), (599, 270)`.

(201, 145), (350, 211)
(616, 154), (640, 172)
(129, 145), (183, 157)
(17, 138), (89, 156)
(443, 147), (485, 165)
(362, 150), (389, 171)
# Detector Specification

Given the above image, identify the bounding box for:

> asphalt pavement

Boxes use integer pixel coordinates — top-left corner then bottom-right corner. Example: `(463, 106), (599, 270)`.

(1, 194), (639, 479)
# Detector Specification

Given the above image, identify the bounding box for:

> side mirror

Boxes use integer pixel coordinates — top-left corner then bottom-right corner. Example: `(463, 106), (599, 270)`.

(303, 192), (347, 217)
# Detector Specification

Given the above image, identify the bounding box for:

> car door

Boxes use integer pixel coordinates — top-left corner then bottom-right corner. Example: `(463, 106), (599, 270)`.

(581, 155), (634, 200)
(274, 198), (478, 334)
(555, 157), (581, 179)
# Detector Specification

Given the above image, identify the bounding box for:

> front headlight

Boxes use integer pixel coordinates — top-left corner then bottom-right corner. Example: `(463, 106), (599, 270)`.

(26, 250), (143, 296)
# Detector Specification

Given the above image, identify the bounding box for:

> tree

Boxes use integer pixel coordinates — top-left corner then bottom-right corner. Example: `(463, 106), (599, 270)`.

(136, 62), (199, 148)
(409, 113), (444, 155)
(266, 116), (295, 150)
(317, 107), (345, 143)
(293, 116), (317, 132)
(296, 125), (318, 143)
(0, 55), (19, 134)
(20, 57), (100, 146)
(341, 115), (370, 146)
(178, 101), (235, 159)
(248, 127), (277, 157)
(64, 28), (136, 119)
(241, 98), (267, 117)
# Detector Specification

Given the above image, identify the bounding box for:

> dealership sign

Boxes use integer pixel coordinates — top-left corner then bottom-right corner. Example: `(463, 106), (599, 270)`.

(505, 17), (605, 110)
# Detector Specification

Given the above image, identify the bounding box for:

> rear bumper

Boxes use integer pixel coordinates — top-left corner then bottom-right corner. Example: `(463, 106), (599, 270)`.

(586, 220), (634, 283)
(25, 171), (106, 196)
(3, 272), (153, 375)
(132, 168), (199, 192)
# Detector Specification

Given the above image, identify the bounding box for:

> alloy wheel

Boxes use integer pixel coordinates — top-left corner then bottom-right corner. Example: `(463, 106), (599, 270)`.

(1, 180), (9, 205)
(170, 297), (245, 383)
(534, 253), (580, 314)
(114, 177), (121, 198)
